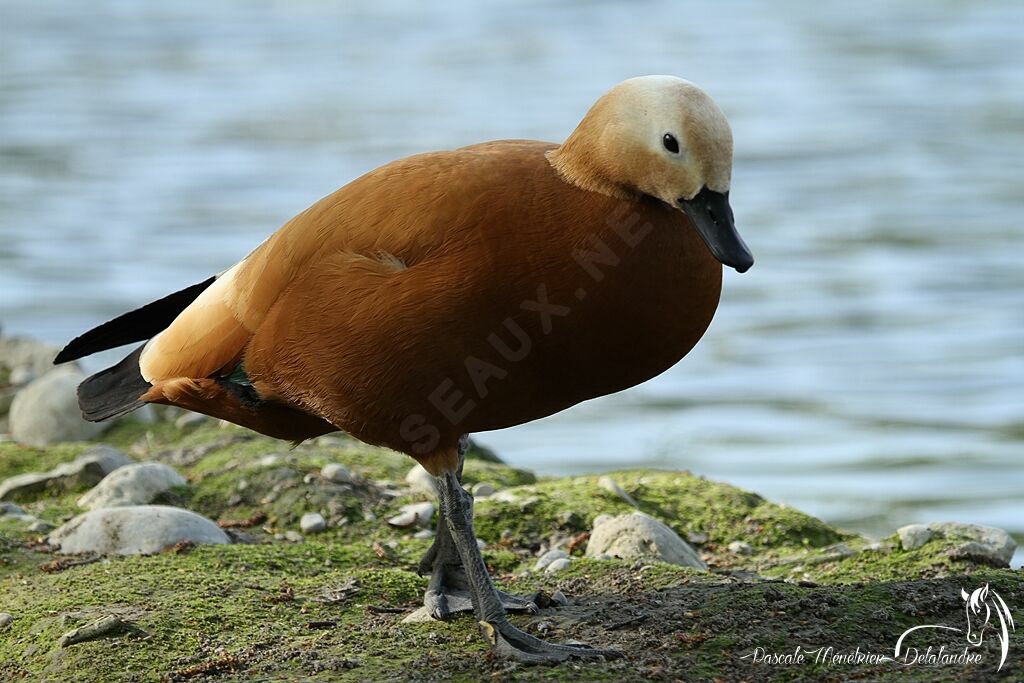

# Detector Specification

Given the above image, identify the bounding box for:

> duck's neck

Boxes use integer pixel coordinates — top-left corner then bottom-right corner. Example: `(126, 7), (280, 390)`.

(546, 124), (634, 201)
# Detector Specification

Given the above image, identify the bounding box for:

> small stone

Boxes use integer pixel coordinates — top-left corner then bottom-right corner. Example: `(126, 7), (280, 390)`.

(476, 538), (487, 550)
(0, 502), (25, 516)
(597, 475), (639, 508)
(386, 502), (435, 528)
(10, 366), (108, 446)
(471, 482), (495, 498)
(0, 613), (13, 630)
(284, 530), (304, 542)
(545, 558), (572, 574)
(586, 512), (707, 569)
(490, 490), (520, 504)
(412, 529), (434, 540)
(897, 524), (933, 551)
(173, 412), (208, 430)
(0, 446), (133, 501)
(48, 506), (229, 555)
(77, 462), (187, 510)
(300, 512), (327, 534)
(534, 549), (569, 572)
(321, 463), (354, 485)
(404, 465), (438, 496)
(550, 590), (568, 606)
(727, 540), (753, 555)
(27, 520), (53, 533)
(256, 454), (285, 467)
(686, 531), (709, 544)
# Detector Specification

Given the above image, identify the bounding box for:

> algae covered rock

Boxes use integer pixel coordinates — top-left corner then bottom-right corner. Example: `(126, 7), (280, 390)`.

(0, 445), (133, 502)
(77, 462), (188, 510)
(899, 522), (1016, 566)
(48, 505), (229, 555)
(586, 511), (707, 569)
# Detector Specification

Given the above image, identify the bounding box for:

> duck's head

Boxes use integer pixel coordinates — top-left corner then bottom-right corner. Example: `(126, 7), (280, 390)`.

(549, 75), (754, 273)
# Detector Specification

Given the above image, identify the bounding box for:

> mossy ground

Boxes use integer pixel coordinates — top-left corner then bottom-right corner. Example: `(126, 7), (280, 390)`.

(1, 419), (1021, 681)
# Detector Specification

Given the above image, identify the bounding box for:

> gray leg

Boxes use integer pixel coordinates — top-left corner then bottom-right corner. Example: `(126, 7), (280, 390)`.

(418, 437), (536, 619)
(435, 446), (621, 663)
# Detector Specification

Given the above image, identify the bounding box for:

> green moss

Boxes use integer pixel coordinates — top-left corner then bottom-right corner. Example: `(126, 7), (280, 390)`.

(1, 424), (1020, 681)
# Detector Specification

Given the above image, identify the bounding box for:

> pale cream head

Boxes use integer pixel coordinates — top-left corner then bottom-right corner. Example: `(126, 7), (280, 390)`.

(549, 75), (734, 204)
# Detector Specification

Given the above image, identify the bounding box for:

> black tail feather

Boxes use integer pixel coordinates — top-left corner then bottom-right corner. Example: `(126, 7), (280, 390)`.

(55, 276), (216, 364)
(78, 345), (151, 421)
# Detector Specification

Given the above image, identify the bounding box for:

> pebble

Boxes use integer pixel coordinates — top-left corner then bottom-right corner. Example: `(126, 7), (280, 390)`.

(77, 462), (187, 510)
(300, 512), (327, 533)
(405, 465), (439, 496)
(412, 529), (435, 540)
(0, 502), (25, 516)
(0, 446), (133, 501)
(321, 463), (355, 485)
(471, 482), (495, 498)
(585, 512), (707, 570)
(534, 549), (569, 572)
(727, 540), (754, 555)
(0, 613), (13, 630)
(48, 505), (229, 555)
(173, 412), (208, 430)
(686, 531), (709, 544)
(10, 367), (108, 446)
(597, 476), (639, 508)
(386, 501), (435, 528)
(284, 530), (304, 542)
(256, 454), (286, 467)
(550, 590), (569, 606)
(27, 520), (53, 533)
(545, 557), (572, 574)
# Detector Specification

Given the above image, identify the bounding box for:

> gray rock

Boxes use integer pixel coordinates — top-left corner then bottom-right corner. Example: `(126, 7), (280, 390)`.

(0, 613), (13, 630)
(321, 463), (354, 485)
(727, 540), (753, 555)
(897, 524), (934, 550)
(534, 549), (569, 571)
(48, 505), (228, 555)
(0, 446), (133, 501)
(173, 412), (208, 429)
(0, 335), (61, 380)
(404, 465), (438, 496)
(586, 512), (707, 569)
(0, 502), (25, 516)
(386, 501), (435, 528)
(545, 557), (572, 574)
(284, 530), (304, 542)
(77, 463), (187, 510)
(897, 522), (1015, 566)
(9, 367), (108, 446)
(471, 482), (495, 499)
(300, 512), (327, 533)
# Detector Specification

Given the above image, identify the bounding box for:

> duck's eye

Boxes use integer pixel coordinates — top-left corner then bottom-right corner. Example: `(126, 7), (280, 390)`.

(663, 133), (679, 154)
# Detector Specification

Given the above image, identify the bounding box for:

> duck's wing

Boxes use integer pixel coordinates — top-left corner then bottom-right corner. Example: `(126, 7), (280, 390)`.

(138, 140), (554, 385)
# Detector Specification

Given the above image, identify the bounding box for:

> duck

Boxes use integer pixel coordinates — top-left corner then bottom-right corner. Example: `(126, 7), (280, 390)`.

(56, 75), (753, 663)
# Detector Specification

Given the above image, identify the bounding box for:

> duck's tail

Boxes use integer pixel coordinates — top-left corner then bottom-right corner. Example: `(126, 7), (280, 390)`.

(56, 277), (217, 421)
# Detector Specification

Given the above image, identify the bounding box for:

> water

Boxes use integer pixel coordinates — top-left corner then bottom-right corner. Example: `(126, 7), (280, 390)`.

(1, 1), (1021, 565)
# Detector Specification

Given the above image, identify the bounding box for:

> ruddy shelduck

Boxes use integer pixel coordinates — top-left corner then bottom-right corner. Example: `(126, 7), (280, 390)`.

(58, 75), (753, 662)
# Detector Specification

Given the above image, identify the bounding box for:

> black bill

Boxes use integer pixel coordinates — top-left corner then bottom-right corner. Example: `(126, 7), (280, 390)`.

(677, 187), (754, 273)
